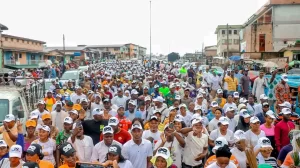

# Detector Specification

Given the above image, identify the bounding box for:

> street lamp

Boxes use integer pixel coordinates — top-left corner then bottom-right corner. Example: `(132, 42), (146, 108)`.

(0, 23), (9, 68)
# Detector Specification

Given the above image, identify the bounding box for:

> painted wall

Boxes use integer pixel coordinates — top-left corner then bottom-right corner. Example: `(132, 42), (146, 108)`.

(273, 5), (300, 51)
(284, 50), (293, 62)
(1, 36), (44, 51)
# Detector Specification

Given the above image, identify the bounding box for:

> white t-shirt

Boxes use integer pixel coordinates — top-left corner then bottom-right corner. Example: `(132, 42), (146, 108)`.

(230, 147), (247, 168)
(208, 118), (219, 132)
(71, 94), (87, 104)
(91, 140), (122, 163)
(154, 138), (183, 168)
(118, 160), (134, 168)
(91, 102), (103, 112)
(245, 130), (266, 147)
(31, 138), (56, 165)
(206, 161), (237, 168)
(209, 129), (235, 145)
(67, 135), (94, 162)
(142, 130), (161, 143)
(180, 112), (193, 127)
(111, 96), (128, 107)
(183, 132), (208, 166)
(210, 76), (221, 90)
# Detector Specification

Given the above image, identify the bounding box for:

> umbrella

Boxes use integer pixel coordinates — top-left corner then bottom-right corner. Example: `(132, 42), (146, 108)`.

(263, 61), (278, 68)
(229, 56), (241, 61)
(289, 60), (300, 67)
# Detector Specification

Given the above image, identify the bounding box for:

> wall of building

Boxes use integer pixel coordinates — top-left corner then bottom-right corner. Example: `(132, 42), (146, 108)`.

(284, 50), (293, 62)
(216, 29), (241, 56)
(273, 5), (300, 51)
(205, 50), (217, 57)
(1, 36), (44, 51)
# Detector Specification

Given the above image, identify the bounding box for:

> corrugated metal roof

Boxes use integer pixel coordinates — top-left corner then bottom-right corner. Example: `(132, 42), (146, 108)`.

(44, 46), (86, 51)
(86, 44), (125, 48)
(2, 34), (45, 44)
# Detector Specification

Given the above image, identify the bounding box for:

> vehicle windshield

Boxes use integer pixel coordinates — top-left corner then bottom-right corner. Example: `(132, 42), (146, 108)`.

(61, 71), (79, 80)
(0, 99), (9, 126)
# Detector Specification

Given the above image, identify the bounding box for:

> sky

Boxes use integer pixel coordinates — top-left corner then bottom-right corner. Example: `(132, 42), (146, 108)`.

(0, 0), (268, 55)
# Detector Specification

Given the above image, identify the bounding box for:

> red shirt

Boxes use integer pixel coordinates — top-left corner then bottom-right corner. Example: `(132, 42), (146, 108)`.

(116, 115), (131, 131)
(274, 120), (295, 152)
(100, 128), (132, 145)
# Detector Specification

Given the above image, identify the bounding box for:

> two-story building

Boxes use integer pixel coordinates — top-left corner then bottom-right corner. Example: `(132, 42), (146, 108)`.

(1, 34), (46, 69)
(241, 0), (300, 61)
(215, 25), (243, 57)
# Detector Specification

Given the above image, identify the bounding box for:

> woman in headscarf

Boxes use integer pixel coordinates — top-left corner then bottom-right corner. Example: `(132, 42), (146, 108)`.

(151, 147), (176, 168)
(235, 109), (250, 132)
(101, 145), (133, 168)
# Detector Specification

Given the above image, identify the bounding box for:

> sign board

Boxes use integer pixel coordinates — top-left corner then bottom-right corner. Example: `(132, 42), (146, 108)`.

(74, 52), (81, 57)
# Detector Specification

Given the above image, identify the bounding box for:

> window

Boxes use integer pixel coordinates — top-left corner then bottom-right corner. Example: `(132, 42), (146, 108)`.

(284, 41), (287, 44)
(5, 37), (8, 41)
(19, 53), (22, 58)
(234, 39), (239, 44)
(0, 99), (9, 124)
(234, 30), (238, 34)
(228, 30), (232, 34)
(228, 39), (232, 44)
(222, 39), (227, 45)
(12, 98), (24, 119)
(222, 30), (226, 34)
(114, 48), (119, 51)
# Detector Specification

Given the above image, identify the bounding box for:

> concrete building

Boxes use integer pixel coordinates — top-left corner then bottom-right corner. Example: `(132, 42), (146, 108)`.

(87, 43), (146, 60)
(215, 25), (243, 57)
(1, 34), (46, 69)
(241, 0), (300, 60)
(183, 52), (204, 62)
(204, 45), (217, 65)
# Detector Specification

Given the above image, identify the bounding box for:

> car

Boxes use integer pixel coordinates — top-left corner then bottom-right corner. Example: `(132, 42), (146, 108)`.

(59, 70), (82, 86)
(287, 68), (300, 75)
(78, 66), (89, 71)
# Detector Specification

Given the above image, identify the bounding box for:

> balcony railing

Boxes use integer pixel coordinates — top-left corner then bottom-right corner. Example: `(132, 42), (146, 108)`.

(4, 59), (44, 65)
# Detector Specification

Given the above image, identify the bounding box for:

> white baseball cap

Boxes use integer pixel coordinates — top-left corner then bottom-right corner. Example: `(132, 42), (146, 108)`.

(233, 92), (239, 98)
(37, 100), (45, 105)
(266, 110), (276, 119)
(108, 117), (119, 126)
(131, 89), (139, 95)
(234, 130), (246, 143)
(240, 109), (250, 118)
(212, 137), (228, 153)
(179, 104), (187, 109)
(257, 137), (273, 148)
(131, 123), (143, 131)
(225, 106), (235, 113)
(68, 110), (78, 116)
(194, 105), (202, 111)
(192, 117), (204, 126)
(259, 94), (268, 100)
(0, 140), (8, 147)
(281, 108), (292, 115)
(9, 145), (23, 158)
(218, 117), (229, 125)
(80, 98), (88, 103)
(217, 89), (223, 94)
(92, 108), (104, 116)
(30, 111), (39, 119)
(155, 147), (171, 160)
(210, 101), (218, 108)
(250, 116), (260, 123)
(197, 93), (204, 98)
(175, 95), (181, 100)
(63, 117), (73, 124)
(174, 115), (183, 122)
(4, 114), (15, 122)
(39, 125), (50, 132)
(169, 106), (176, 111)
(279, 101), (292, 109)
(128, 100), (137, 106)
(169, 84), (176, 89)
(239, 97), (247, 104)
(281, 74), (288, 82)
(145, 96), (151, 101)
(103, 126), (114, 135)
(154, 84), (160, 89)
(153, 96), (164, 103)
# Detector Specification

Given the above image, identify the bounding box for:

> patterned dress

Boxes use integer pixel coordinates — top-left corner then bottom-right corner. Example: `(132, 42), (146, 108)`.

(275, 82), (291, 113)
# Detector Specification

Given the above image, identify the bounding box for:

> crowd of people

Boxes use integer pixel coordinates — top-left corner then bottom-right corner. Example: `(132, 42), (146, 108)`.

(0, 61), (299, 168)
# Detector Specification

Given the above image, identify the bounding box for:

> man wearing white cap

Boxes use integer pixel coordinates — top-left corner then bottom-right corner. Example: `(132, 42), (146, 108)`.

(252, 70), (268, 103)
(274, 108), (295, 153)
(51, 101), (68, 132)
(180, 117), (208, 168)
(147, 96), (170, 122)
(91, 126), (122, 163)
(111, 88), (127, 108)
(0, 144), (24, 168)
(274, 73), (291, 113)
(123, 123), (153, 168)
(0, 114), (18, 148)
(31, 100), (50, 125)
(70, 87), (87, 104)
(125, 89), (140, 111)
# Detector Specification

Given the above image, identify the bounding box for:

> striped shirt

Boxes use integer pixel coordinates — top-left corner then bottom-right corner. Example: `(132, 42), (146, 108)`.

(256, 157), (278, 168)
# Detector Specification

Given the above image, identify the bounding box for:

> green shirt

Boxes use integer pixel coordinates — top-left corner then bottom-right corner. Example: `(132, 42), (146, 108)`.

(165, 92), (176, 107)
(56, 130), (72, 145)
(159, 87), (170, 97)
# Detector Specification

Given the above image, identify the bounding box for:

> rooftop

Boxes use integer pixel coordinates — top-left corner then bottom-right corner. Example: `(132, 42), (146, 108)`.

(204, 45), (218, 50)
(87, 44), (125, 48)
(2, 34), (46, 44)
(0, 23), (8, 30)
(44, 46), (86, 52)
(214, 25), (244, 34)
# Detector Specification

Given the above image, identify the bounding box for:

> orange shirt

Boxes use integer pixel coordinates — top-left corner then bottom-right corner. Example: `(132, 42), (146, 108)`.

(205, 155), (239, 168)
(59, 164), (74, 168)
(282, 152), (294, 167)
(39, 160), (55, 168)
(44, 97), (56, 112)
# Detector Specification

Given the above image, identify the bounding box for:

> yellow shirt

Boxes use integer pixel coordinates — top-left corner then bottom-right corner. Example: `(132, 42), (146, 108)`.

(59, 164), (74, 168)
(39, 160), (55, 168)
(0, 125), (18, 147)
(213, 97), (226, 108)
(44, 97), (56, 112)
(60, 89), (73, 95)
(224, 76), (238, 91)
(196, 73), (203, 85)
(144, 122), (165, 132)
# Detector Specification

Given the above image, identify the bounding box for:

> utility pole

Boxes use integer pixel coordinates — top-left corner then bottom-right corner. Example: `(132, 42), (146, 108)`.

(226, 24), (229, 58)
(149, 0), (152, 62)
(62, 34), (65, 74)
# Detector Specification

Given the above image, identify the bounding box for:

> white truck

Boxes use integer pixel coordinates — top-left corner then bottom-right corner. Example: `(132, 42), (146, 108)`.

(0, 79), (45, 126)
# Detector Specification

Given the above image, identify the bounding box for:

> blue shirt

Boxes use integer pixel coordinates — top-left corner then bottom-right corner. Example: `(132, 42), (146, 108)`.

(124, 110), (142, 119)
(206, 110), (215, 121)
